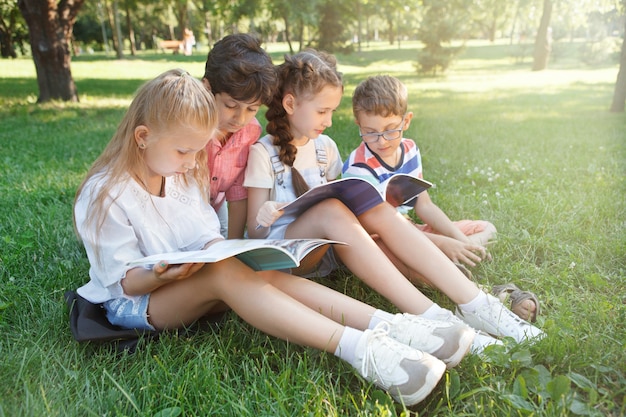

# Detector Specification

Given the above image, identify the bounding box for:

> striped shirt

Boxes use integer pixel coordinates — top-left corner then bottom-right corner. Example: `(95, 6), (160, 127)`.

(342, 138), (424, 186)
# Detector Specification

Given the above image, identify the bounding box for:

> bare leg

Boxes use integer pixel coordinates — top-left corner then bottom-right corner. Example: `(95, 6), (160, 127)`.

(358, 203), (481, 305)
(259, 270), (376, 330)
(148, 257), (345, 352)
(285, 199), (435, 314)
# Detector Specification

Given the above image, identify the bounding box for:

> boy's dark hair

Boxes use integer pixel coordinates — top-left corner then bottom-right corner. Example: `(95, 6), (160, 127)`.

(203, 33), (277, 105)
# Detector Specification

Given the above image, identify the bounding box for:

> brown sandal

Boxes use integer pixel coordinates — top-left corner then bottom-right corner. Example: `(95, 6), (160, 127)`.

(492, 283), (541, 322)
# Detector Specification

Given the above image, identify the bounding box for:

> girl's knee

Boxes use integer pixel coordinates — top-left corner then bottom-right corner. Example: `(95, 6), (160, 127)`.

(309, 199), (359, 226)
(316, 198), (353, 214)
(197, 259), (250, 287)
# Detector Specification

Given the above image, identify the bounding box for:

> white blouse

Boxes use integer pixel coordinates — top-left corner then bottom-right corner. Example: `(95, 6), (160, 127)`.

(75, 173), (222, 303)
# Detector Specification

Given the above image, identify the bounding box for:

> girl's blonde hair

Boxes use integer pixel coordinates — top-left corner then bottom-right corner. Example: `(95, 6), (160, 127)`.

(74, 68), (217, 246)
(265, 49), (343, 197)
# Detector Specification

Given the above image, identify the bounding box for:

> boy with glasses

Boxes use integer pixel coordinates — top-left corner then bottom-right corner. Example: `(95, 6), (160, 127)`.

(343, 75), (540, 323)
(343, 75), (497, 273)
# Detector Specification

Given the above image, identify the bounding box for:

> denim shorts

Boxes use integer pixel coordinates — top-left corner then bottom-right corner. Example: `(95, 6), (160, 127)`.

(104, 294), (156, 331)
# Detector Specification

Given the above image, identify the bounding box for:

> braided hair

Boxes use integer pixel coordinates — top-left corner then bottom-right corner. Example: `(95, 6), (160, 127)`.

(265, 49), (343, 196)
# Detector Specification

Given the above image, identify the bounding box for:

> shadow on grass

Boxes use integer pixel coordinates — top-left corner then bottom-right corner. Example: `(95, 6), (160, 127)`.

(72, 51), (209, 64)
(0, 77), (39, 101)
(0, 77), (157, 101)
(75, 78), (151, 97)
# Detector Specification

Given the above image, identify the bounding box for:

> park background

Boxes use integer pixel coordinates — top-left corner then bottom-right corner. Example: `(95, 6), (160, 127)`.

(1, 0), (626, 416)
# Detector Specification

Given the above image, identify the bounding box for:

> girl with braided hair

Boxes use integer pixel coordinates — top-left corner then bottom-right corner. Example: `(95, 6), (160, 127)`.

(244, 50), (545, 351)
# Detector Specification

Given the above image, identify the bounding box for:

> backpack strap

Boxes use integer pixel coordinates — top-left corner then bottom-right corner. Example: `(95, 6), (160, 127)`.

(259, 139), (285, 187)
(259, 137), (328, 184)
(314, 139), (327, 178)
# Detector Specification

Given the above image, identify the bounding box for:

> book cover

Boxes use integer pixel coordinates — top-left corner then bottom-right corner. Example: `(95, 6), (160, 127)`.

(281, 174), (432, 218)
(384, 174), (433, 207)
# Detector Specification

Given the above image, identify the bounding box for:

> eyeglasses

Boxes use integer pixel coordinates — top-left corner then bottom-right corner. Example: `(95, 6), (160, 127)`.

(359, 117), (405, 143)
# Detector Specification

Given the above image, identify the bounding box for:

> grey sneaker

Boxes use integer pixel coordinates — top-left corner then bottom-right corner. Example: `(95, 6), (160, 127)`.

(427, 307), (504, 354)
(455, 294), (546, 342)
(353, 323), (446, 406)
(385, 313), (474, 368)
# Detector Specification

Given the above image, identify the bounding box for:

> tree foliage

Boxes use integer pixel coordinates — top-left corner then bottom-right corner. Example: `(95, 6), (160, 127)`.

(0, 0), (28, 58)
(10, 0), (625, 102)
(317, 0), (353, 52)
(416, 0), (472, 75)
(266, 0), (319, 53)
(471, 0), (515, 42)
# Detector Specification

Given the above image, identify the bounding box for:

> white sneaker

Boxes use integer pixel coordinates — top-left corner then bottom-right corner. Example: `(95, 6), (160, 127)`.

(353, 323), (446, 406)
(455, 294), (546, 343)
(423, 307), (503, 353)
(386, 313), (474, 368)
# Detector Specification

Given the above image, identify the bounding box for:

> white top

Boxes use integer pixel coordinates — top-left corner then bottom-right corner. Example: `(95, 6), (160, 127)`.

(244, 134), (342, 193)
(244, 135), (342, 238)
(74, 173), (222, 303)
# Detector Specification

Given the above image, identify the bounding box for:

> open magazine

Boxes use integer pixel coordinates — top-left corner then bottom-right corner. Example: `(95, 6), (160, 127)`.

(281, 174), (433, 218)
(127, 239), (344, 271)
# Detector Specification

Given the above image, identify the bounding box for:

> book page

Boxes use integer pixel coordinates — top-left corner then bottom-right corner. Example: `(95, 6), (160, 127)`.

(127, 239), (344, 271)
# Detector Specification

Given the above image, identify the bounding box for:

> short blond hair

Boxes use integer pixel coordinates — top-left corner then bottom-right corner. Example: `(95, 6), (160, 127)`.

(352, 75), (408, 118)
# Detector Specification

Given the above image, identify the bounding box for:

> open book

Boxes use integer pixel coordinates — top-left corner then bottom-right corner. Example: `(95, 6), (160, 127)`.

(127, 239), (344, 271)
(281, 174), (432, 218)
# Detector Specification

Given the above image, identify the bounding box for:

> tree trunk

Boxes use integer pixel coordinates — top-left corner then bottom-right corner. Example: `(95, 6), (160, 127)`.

(532, 0), (552, 71)
(104, 1), (120, 56)
(18, 0), (85, 103)
(112, 0), (124, 58)
(509, 0), (522, 45)
(125, 3), (136, 55)
(174, 0), (189, 40)
(488, 10), (497, 43)
(282, 16), (292, 54)
(387, 16), (394, 45)
(203, 14), (213, 48)
(356, 0), (362, 52)
(97, 1), (109, 52)
(610, 21), (626, 112)
(296, 17), (303, 52)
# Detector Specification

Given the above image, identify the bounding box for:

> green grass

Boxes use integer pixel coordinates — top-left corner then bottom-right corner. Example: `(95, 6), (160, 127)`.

(1, 40), (625, 416)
